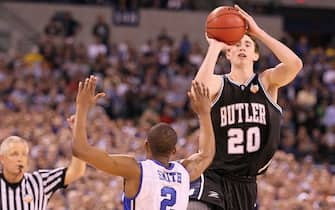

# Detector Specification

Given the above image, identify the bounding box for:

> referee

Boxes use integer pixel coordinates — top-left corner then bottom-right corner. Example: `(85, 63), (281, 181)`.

(0, 117), (86, 210)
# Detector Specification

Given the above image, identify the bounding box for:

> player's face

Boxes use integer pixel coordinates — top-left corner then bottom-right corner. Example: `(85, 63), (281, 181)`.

(226, 35), (259, 65)
(1, 142), (28, 175)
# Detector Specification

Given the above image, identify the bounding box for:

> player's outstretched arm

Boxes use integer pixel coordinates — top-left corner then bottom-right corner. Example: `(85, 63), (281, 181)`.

(195, 35), (228, 101)
(181, 81), (215, 181)
(62, 115), (86, 185)
(72, 76), (140, 180)
(235, 5), (303, 87)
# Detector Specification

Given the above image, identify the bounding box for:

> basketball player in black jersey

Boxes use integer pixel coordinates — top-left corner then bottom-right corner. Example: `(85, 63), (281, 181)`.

(188, 5), (303, 210)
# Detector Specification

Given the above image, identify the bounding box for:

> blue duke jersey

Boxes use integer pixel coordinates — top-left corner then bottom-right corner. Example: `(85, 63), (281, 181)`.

(123, 160), (190, 210)
(209, 74), (282, 176)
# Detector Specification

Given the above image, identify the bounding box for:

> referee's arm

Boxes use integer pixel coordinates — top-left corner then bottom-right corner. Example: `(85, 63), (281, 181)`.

(64, 115), (86, 186)
(64, 156), (86, 185)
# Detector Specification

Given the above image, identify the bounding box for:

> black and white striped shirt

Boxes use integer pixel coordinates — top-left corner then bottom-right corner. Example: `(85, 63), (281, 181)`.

(0, 167), (67, 210)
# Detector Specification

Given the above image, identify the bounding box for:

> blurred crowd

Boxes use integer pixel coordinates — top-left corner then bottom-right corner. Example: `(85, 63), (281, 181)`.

(5, 0), (197, 10)
(258, 151), (335, 210)
(0, 11), (334, 210)
(6, 0), (263, 11)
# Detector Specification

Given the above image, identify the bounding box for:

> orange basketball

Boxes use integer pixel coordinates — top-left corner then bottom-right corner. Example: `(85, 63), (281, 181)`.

(206, 6), (247, 45)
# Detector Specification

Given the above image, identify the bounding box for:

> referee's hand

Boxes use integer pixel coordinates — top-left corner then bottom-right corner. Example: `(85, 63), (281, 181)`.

(67, 115), (75, 131)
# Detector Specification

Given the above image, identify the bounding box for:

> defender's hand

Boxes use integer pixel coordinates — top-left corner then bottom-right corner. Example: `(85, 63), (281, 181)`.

(188, 81), (211, 116)
(67, 115), (75, 131)
(76, 75), (106, 111)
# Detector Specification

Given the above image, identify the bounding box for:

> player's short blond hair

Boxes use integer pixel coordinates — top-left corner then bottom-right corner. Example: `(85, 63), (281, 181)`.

(0, 136), (29, 155)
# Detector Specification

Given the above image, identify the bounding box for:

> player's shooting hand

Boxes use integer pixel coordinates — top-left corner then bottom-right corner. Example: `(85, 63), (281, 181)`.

(67, 115), (75, 131)
(188, 81), (211, 116)
(76, 75), (106, 111)
(234, 5), (262, 38)
(205, 33), (228, 51)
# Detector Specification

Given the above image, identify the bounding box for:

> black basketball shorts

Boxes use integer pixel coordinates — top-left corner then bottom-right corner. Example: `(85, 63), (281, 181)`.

(189, 170), (257, 210)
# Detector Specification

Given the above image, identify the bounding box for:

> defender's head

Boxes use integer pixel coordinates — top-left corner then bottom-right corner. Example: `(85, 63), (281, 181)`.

(145, 123), (177, 159)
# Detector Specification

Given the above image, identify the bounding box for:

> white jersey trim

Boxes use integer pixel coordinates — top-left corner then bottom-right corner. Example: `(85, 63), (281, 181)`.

(151, 159), (175, 170)
(197, 174), (205, 200)
(257, 77), (282, 113)
(123, 162), (143, 200)
(258, 159), (272, 174)
(226, 73), (256, 87)
(211, 77), (224, 107)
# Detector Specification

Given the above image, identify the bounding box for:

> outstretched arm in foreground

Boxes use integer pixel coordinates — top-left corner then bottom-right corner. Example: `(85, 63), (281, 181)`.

(181, 81), (215, 181)
(72, 76), (140, 181)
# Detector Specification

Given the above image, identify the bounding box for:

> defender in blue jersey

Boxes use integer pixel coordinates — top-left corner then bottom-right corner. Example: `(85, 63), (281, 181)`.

(72, 76), (215, 210)
(188, 5), (303, 210)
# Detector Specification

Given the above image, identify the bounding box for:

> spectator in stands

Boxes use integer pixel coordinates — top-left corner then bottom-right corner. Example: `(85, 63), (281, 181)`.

(62, 11), (81, 38)
(88, 36), (108, 60)
(44, 19), (64, 38)
(92, 15), (110, 47)
(294, 35), (310, 59)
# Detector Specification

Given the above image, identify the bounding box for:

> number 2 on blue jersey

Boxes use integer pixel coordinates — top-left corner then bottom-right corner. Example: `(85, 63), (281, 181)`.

(160, 186), (176, 210)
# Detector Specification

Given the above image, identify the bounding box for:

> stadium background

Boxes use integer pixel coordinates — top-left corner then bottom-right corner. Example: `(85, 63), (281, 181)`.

(0, 0), (334, 209)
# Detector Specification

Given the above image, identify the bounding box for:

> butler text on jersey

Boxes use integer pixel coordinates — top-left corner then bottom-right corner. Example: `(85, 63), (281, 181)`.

(220, 103), (266, 127)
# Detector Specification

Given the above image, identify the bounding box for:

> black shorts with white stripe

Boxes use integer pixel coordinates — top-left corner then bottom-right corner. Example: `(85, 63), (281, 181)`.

(189, 170), (257, 210)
